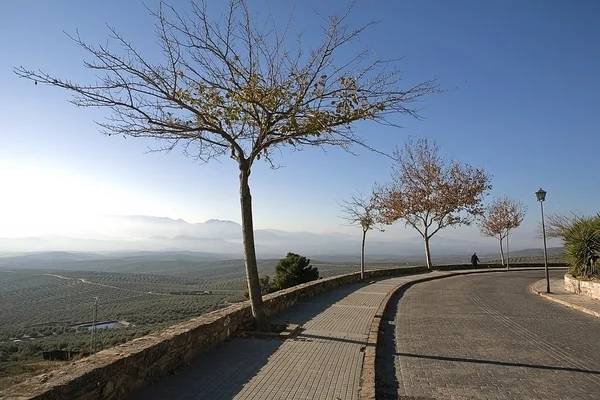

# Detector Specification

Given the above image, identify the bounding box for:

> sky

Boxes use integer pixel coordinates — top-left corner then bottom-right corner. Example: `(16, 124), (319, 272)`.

(0, 0), (598, 249)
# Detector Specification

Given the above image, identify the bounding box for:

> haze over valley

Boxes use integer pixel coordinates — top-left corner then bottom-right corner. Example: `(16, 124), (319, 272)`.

(0, 214), (537, 259)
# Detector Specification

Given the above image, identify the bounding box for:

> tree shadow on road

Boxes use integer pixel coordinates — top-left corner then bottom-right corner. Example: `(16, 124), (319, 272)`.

(375, 286), (409, 400)
(129, 337), (285, 400)
(130, 281), (375, 400)
(395, 352), (600, 375)
(269, 281), (373, 326)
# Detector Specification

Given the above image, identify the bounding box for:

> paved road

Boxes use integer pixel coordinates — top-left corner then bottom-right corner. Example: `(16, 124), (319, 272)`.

(377, 270), (600, 399)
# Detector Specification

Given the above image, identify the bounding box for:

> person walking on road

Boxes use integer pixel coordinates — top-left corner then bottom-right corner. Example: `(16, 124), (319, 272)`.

(471, 253), (480, 268)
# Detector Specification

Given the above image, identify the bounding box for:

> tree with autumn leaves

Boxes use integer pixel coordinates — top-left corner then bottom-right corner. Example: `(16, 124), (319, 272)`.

(15, 1), (438, 330)
(376, 138), (492, 269)
(479, 197), (527, 266)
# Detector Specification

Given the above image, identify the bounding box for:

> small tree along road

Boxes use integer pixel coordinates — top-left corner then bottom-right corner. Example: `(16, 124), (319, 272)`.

(377, 138), (491, 269)
(479, 197), (527, 266)
(339, 191), (382, 279)
(14, 1), (438, 330)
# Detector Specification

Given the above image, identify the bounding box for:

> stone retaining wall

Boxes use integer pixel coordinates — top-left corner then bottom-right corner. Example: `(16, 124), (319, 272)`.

(2, 266), (427, 400)
(564, 273), (600, 300)
(434, 262), (568, 271)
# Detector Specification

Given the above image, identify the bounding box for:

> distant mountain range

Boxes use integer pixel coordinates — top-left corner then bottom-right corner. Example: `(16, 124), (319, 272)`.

(0, 214), (535, 258)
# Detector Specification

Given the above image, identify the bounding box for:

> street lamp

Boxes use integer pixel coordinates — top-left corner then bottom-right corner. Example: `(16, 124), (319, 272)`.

(536, 188), (550, 293)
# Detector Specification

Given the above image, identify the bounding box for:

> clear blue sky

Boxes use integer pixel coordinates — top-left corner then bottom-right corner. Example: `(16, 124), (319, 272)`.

(0, 0), (598, 248)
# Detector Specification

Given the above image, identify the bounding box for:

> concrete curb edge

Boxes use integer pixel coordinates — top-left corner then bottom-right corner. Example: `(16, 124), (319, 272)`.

(531, 280), (600, 319)
(359, 268), (504, 400)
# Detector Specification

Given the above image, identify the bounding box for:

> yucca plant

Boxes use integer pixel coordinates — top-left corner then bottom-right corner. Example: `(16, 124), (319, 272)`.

(564, 214), (600, 278)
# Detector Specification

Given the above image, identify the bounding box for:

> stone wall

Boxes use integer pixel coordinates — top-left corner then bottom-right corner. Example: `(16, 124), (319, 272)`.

(564, 273), (600, 300)
(434, 262), (568, 271)
(2, 266), (427, 400)
(262, 266), (427, 318)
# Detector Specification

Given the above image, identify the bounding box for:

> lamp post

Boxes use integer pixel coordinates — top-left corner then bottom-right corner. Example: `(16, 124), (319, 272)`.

(536, 188), (550, 293)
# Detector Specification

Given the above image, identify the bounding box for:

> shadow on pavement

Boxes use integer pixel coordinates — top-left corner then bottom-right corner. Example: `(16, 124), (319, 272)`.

(395, 352), (600, 375)
(130, 281), (374, 399)
(375, 286), (409, 400)
(130, 337), (286, 400)
(292, 331), (368, 345)
(269, 281), (372, 326)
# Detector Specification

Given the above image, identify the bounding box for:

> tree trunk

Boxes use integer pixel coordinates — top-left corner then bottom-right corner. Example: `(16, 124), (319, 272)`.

(360, 229), (367, 280)
(506, 231), (510, 270)
(423, 236), (433, 269)
(499, 237), (505, 266)
(239, 163), (268, 331)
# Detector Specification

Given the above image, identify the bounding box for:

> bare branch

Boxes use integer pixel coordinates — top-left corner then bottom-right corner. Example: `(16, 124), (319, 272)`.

(14, 0), (438, 169)
(479, 197), (527, 240)
(338, 190), (383, 233)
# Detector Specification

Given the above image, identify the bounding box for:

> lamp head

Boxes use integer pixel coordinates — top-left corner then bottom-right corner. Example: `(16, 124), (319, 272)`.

(535, 188), (547, 202)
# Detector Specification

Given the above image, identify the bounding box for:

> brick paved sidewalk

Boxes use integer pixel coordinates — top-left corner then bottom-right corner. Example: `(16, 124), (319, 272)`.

(532, 278), (600, 318)
(131, 270), (453, 400)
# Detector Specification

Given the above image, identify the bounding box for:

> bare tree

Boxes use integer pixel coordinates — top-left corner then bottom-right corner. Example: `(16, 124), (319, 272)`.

(479, 197), (527, 266)
(338, 191), (382, 279)
(14, 0), (438, 330)
(376, 138), (491, 269)
(541, 211), (589, 240)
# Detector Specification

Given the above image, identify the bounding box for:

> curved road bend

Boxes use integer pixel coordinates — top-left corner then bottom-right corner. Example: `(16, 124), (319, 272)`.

(377, 270), (600, 400)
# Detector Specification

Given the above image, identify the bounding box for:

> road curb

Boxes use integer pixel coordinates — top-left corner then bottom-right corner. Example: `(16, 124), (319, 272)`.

(531, 280), (600, 319)
(359, 267), (531, 400)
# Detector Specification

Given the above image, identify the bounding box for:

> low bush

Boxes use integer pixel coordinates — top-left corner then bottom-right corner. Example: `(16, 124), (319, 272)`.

(272, 252), (320, 290)
(564, 214), (600, 278)
(243, 252), (320, 298)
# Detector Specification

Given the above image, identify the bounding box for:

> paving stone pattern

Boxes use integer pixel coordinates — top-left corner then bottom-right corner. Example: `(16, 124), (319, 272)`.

(382, 270), (600, 400)
(131, 277), (419, 400)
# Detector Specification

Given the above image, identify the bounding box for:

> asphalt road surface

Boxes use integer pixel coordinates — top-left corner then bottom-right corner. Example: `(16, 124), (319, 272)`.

(377, 270), (600, 399)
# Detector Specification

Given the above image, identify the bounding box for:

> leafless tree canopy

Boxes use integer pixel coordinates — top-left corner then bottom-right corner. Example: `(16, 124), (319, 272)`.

(339, 190), (383, 279)
(480, 197), (527, 240)
(339, 191), (382, 233)
(15, 0), (438, 167)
